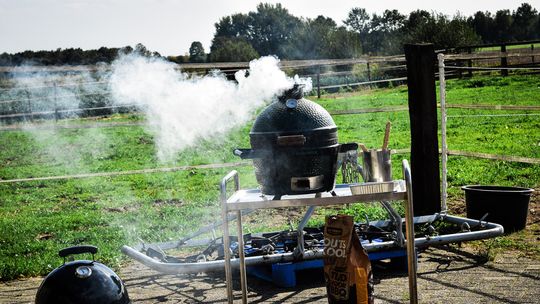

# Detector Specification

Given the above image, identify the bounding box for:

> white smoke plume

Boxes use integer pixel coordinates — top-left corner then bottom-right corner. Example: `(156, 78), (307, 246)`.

(109, 54), (312, 161)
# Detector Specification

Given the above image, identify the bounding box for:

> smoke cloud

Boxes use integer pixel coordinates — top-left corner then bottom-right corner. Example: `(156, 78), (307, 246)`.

(109, 54), (312, 161)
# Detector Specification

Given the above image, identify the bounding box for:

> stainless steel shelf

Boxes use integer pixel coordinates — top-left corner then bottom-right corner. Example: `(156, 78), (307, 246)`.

(226, 182), (407, 211)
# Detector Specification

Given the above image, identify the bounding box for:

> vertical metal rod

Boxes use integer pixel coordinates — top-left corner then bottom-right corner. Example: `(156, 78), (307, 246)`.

(380, 201), (404, 246)
(220, 189), (233, 303)
(26, 91), (32, 122)
(367, 62), (371, 82)
(296, 199), (318, 253)
(317, 65), (321, 99)
(236, 210), (247, 304)
(54, 82), (58, 122)
(402, 159), (418, 304)
(532, 44), (535, 64)
(437, 53), (448, 214)
(220, 170), (239, 304)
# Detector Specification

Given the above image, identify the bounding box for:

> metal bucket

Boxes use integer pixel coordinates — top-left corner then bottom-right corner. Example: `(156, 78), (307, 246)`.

(361, 149), (392, 182)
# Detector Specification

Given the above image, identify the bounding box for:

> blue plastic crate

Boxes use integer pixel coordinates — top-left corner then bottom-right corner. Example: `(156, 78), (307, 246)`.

(247, 249), (407, 288)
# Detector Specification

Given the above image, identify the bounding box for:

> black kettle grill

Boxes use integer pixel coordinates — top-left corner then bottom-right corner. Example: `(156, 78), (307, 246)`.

(35, 245), (130, 304)
(235, 84), (357, 199)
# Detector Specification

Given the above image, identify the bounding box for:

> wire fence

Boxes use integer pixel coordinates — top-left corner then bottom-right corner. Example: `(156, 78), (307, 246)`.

(1, 48), (539, 123)
(437, 53), (540, 210)
(0, 49), (538, 186)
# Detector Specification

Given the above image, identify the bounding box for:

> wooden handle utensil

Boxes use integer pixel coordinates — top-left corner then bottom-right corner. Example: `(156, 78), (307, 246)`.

(382, 121), (391, 150)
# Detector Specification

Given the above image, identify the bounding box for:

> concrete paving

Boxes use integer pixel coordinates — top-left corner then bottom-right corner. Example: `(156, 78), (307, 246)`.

(2, 245), (539, 303)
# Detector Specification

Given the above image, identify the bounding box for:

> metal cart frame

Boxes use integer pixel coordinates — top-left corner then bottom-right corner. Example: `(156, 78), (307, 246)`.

(220, 159), (418, 304)
(121, 159), (504, 303)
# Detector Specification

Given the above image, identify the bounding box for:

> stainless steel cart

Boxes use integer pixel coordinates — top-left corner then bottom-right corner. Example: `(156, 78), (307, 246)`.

(220, 159), (418, 304)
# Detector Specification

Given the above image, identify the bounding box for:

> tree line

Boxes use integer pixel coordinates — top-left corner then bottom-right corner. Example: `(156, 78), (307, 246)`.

(0, 44), (160, 67)
(1, 2), (538, 66)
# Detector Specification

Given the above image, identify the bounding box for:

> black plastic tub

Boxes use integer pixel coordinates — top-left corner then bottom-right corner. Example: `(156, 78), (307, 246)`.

(462, 185), (534, 233)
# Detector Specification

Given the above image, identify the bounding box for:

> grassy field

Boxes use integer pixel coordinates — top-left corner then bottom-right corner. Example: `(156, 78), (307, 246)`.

(477, 43), (540, 52)
(1, 74), (539, 280)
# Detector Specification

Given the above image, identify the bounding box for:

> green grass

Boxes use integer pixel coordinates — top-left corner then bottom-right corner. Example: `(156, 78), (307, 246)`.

(1, 74), (539, 280)
(477, 43), (540, 52)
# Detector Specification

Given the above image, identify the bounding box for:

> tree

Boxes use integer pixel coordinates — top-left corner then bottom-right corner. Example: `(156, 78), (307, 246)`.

(441, 14), (481, 48)
(211, 3), (301, 58)
(188, 41), (206, 63)
(494, 10), (514, 42)
(214, 13), (251, 38)
(134, 43), (152, 56)
(369, 9), (406, 54)
(284, 15), (339, 59)
(327, 26), (362, 58)
(403, 10), (436, 44)
(247, 3), (301, 57)
(403, 11), (480, 49)
(468, 11), (495, 43)
(512, 3), (539, 40)
(209, 37), (259, 62)
(344, 8), (371, 54)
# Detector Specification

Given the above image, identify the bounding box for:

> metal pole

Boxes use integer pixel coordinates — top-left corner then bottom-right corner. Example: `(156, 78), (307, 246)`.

(54, 82), (58, 122)
(402, 159), (418, 304)
(317, 66), (321, 99)
(296, 195), (319, 253)
(532, 44), (535, 64)
(220, 170), (239, 304)
(236, 210), (247, 304)
(367, 62), (371, 82)
(26, 91), (32, 122)
(438, 54), (448, 213)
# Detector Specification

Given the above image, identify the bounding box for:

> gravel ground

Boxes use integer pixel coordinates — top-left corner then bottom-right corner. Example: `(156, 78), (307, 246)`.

(2, 245), (539, 303)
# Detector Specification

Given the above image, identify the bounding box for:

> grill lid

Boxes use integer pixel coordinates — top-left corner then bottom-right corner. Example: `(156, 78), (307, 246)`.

(250, 84), (336, 134)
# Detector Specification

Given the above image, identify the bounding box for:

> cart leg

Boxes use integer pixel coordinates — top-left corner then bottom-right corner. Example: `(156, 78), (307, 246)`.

(403, 159), (418, 304)
(237, 210), (248, 304)
(220, 170), (239, 303)
(221, 203), (233, 303)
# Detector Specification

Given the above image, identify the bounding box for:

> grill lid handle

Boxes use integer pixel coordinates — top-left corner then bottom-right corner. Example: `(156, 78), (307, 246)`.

(59, 245), (98, 258)
(277, 135), (306, 147)
(234, 148), (269, 159)
(59, 245), (98, 264)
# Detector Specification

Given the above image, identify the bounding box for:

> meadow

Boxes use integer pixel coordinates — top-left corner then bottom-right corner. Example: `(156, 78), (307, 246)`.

(0, 74), (539, 280)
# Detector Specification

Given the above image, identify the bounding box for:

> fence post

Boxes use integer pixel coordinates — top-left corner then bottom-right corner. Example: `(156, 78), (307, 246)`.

(367, 62), (371, 82)
(26, 91), (33, 122)
(404, 43), (442, 216)
(317, 65), (321, 99)
(467, 47), (473, 77)
(501, 44), (508, 76)
(532, 44), (535, 64)
(437, 53), (448, 213)
(54, 82), (59, 121)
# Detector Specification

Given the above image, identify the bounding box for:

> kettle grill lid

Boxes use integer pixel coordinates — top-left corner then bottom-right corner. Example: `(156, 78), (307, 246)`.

(35, 246), (130, 304)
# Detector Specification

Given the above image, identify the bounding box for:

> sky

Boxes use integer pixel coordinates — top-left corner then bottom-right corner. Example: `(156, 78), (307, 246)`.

(0, 0), (537, 56)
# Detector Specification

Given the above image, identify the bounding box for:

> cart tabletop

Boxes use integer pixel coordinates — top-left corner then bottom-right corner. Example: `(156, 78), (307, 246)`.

(225, 181), (407, 211)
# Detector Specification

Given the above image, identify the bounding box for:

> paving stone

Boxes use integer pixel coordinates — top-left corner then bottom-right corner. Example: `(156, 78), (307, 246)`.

(1, 246), (539, 303)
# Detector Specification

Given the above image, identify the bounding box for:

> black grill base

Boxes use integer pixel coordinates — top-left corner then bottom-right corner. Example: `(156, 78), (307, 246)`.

(252, 146), (339, 197)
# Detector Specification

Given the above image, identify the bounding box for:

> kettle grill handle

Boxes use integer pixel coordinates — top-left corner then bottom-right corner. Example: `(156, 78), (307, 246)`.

(59, 245), (98, 258)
